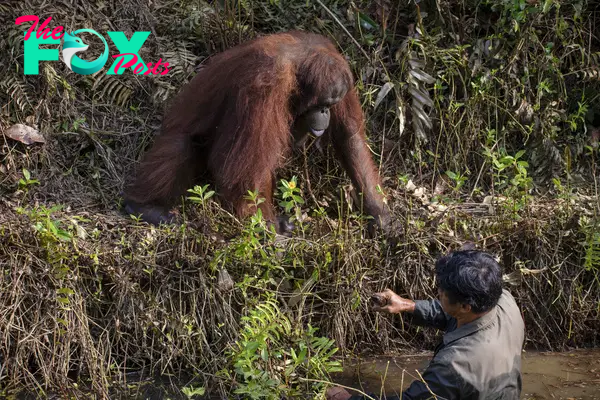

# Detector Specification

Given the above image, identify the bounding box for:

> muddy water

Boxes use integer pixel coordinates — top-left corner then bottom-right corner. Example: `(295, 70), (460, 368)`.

(332, 349), (600, 399)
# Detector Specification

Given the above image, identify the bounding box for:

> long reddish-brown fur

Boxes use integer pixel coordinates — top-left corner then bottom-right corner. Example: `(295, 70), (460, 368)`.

(124, 30), (390, 233)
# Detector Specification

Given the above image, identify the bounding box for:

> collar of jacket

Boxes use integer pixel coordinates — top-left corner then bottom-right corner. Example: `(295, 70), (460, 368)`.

(442, 306), (498, 345)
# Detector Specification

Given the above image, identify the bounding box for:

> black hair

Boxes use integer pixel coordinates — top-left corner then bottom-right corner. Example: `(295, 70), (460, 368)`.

(435, 250), (503, 313)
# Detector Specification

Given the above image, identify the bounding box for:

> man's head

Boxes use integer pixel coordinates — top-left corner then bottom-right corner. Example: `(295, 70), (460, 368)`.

(435, 250), (503, 319)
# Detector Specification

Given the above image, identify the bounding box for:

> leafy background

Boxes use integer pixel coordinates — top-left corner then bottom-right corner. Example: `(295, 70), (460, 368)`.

(1, 0), (599, 398)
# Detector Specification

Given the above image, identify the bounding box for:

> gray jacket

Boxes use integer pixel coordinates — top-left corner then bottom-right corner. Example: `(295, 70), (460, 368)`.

(402, 289), (525, 399)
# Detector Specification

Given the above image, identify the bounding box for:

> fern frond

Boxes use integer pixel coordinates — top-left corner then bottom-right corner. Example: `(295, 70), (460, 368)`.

(92, 75), (133, 108)
(152, 81), (178, 104)
(1, 76), (34, 112)
(406, 50), (435, 142)
(161, 45), (197, 81)
(574, 68), (600, 82)
(531, 137), (563, 181)
(583, 220), (600, 272)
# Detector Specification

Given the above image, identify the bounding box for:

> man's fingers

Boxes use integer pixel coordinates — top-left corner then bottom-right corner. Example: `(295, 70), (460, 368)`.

(373, 304), (393, 313)
(374, 288), (395, 299)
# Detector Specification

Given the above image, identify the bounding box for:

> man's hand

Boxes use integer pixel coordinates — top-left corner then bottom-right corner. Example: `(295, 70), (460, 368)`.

(371, 289), (416, 314)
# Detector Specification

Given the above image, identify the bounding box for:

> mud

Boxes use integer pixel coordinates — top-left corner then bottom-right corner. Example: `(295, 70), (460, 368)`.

(332, 349), (600, 399)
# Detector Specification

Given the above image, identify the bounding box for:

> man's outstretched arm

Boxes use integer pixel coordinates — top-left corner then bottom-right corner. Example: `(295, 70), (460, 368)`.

(372, 289), (454, 331)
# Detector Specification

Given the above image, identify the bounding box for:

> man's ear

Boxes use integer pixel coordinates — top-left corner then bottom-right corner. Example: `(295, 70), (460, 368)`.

(460, 303), (472, 313)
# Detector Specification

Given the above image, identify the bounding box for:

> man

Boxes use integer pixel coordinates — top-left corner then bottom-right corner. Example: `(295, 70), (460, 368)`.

(327, 249), (525, 400)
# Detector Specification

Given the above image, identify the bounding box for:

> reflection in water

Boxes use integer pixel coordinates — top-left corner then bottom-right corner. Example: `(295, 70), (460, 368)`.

(331, 349), (600, 399)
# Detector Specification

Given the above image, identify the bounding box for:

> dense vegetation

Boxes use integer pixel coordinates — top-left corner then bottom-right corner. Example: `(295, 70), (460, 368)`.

(1, 0), (599, 398)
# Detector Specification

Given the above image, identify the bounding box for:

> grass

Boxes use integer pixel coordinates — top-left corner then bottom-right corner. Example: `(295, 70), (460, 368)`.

(1, 0), (600, 398)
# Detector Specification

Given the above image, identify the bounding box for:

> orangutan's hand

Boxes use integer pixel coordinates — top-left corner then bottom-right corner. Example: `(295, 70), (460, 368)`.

(326, 386), (352, 400)
(370, 289), (416, 314)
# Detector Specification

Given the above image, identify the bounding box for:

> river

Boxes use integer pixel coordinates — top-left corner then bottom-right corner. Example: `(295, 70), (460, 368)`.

(8, 350), (600, 398)
(332, 349), (600, 399)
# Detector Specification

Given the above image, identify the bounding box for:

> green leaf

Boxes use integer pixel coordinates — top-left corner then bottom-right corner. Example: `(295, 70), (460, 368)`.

(246, 341), (260, 354)
(56, 230), (72, 242)
(182, 386), (206, 397)
(298, 346), (307, 363)
(357, 10), (379, 30)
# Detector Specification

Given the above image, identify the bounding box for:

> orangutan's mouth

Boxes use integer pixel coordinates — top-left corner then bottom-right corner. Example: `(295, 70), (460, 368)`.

(310, 128), (325, 137)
